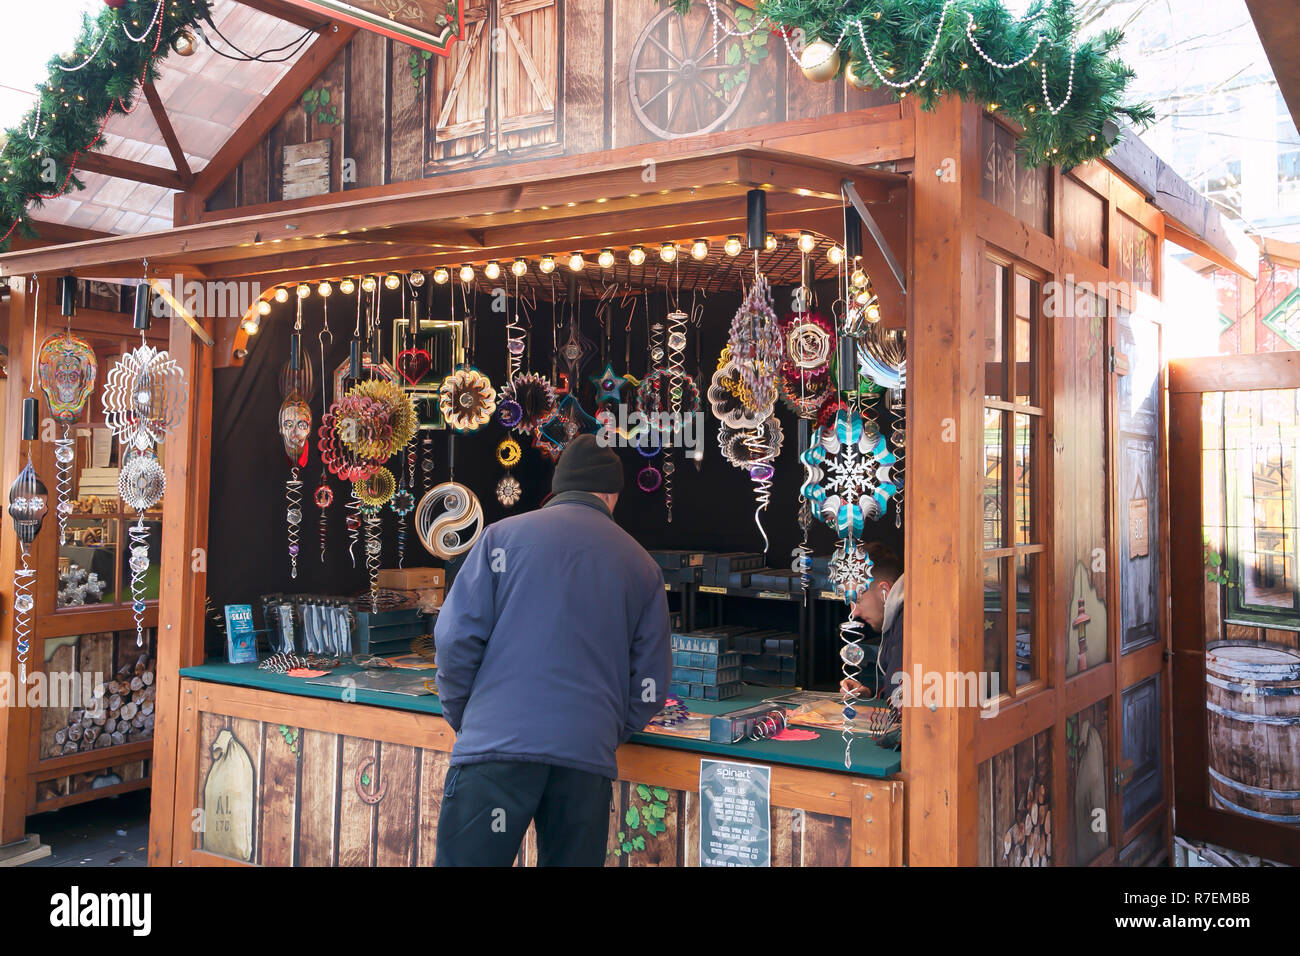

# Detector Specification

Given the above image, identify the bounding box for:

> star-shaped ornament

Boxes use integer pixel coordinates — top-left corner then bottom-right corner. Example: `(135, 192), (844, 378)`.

(590, 363), (626, 404)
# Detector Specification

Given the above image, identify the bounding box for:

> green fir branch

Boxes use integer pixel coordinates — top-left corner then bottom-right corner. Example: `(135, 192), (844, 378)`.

(657, 0), (1153, 167)
(0, 1), (214, 248)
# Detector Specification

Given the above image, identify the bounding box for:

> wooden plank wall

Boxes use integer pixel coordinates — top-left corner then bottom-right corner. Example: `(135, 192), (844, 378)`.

(191, 710), (857, 867)
(206, 0), (894, 213)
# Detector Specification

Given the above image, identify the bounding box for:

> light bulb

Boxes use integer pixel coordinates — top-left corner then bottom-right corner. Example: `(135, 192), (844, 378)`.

(866, 303), (881, 323)
(433, 267), (450, 284)
(484, 261), (501, 281)
(598, 249), (615, 269)
(384, 273), (401, 290)
(724, 236), (742, 257)
(339, 278), (356, 295)
(798, 231), (816, 254)
(568, 253), (585, 272)
(318, 281), (333, 297)
(511, 258), (528, 277)
(539, 255), (556, 274)
(765, 233), (778, 252)
(361, 276), (377, 293)
(660, 242), (677, 263)
(460, 264), (475, 283)
(828, 245), (845, 265)
(408, 270), (426, 287)
(628, 246), (647, 266)
(274, 287), (290, 303)
(241, 317), (260, 335)
(257, 300), (272, 316)
(691, 239), (709, 260)
(851, 266), (868, 288)
(296, 283), (311, 299)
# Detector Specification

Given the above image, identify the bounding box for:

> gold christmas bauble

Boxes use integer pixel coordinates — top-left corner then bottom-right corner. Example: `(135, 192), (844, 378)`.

(846, 56), (874, 92)
(800, 40), (841, 84)
(172, 30), (197, 57)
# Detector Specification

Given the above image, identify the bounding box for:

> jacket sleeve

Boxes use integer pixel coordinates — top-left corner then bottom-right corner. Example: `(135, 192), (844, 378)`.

(433, 530), (496, 734)
(620, 568), (672, 743)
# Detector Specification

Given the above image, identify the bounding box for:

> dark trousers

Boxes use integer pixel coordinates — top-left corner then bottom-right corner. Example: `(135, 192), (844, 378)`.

(434, 760), (612, 867)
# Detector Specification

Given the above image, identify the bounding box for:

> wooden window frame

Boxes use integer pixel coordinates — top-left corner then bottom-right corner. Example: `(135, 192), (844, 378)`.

(983, 251), (1050, 703)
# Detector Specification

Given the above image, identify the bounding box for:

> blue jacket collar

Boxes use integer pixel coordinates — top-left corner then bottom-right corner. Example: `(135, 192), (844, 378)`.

(543, 490), (612, 517)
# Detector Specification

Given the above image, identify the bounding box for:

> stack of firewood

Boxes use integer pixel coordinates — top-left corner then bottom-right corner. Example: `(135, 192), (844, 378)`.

(1000, 782), (1053, 867)
(51, 654), (156, 755)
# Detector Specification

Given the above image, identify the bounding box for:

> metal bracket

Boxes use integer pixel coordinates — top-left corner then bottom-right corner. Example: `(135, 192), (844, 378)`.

(841, 179), (907, 296)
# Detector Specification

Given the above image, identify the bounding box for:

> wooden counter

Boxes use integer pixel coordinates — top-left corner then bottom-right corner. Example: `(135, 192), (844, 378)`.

(169, 670), (904, 867)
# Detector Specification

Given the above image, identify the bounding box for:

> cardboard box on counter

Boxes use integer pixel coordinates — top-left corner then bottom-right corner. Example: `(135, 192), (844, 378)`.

(378, 568), (446, 590)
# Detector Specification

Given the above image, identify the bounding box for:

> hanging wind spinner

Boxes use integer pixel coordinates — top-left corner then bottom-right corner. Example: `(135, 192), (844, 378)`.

(316, 289), (335, 565)
(279, 296), (316, 579)
(801, 408), (898, 538)
(778, 310), (835, 419)
(36, 331), (97, 544)
(500, 372), (558, 435)
(103, 338), (186, 646)
(416, 481), (484, 561)
(391, 450), (417, 568)
(495, 439), (523, 508)
(9, 399), (48, 684)
(438, 366), (497, 432)
(714, 277), (783, 552)
(800, 406), (898, 768)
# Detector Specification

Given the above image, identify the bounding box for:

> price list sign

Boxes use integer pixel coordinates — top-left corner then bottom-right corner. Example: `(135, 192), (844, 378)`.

(699, 759), (771, 867)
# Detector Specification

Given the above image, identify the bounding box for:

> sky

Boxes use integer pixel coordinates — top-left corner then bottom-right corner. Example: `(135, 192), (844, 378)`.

(0, 0), (101, 130)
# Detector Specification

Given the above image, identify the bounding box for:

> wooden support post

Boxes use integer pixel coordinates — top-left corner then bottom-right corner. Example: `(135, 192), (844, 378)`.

(147, 280), (214, 866)
(901, 98), (982, 865)
(0, 277), (42, 851)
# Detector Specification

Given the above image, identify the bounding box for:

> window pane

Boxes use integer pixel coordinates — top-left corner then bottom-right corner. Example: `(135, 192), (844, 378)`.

(1014, 413), (1034, 546)
(984, 261), (1006, 401)
(983, 408), (1004, 549)
(1015, 274), (1039, 405)
(59, 518), (117, 608)
(1015, 552), (1038, 688)
(984, 558), (1006, 693)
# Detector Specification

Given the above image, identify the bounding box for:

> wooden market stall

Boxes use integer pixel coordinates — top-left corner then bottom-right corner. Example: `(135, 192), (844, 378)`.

(0, 0), (1254, 867)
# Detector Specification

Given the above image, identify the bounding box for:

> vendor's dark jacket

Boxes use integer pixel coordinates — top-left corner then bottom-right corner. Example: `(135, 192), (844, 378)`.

(434, 490), (672, 780)
(875, 573), (906, 696)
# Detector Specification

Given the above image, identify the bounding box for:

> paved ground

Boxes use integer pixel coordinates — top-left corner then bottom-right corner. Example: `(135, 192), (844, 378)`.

(21, 790), (151, 867)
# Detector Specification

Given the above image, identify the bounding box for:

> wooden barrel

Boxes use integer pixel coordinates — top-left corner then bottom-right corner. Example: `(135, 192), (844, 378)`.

(1205, 641), (1300, 825)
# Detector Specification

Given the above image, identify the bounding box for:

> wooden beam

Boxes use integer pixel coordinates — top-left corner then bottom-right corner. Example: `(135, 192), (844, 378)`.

(1169, 351), (1300, 394)
(1245, 0), (1300, 130)
(0, 147), (903, 278)
(0, 277), (39, 844)
(231, 0), (329, 29)
(77, 152), (188, 191)
(902, 98), (982, 866)
(192, 22), (358, 200)
(195, 104), (910, 225)
(143, 82), (194, 187)
(148, 280), (213, 867)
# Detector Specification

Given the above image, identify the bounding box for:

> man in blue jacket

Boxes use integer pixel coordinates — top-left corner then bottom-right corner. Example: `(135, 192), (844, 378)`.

(433, 434), (671, 866)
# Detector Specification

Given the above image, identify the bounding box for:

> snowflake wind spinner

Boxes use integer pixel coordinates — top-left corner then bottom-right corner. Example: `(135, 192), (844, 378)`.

(800, 406), (898, 769)
(37, 330), (97, 545)
(103, 343), (187, 646)
(801, 407), (898, 539)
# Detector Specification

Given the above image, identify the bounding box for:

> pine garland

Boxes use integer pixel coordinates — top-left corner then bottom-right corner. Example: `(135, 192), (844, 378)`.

(660, 0), (1154, 168)
(0, 0), (212, 248)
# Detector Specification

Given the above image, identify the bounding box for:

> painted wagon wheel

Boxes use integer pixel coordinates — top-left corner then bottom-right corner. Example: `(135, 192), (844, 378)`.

(629, 3), (750, 141)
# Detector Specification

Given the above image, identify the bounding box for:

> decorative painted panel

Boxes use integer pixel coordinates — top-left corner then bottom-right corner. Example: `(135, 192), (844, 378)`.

(1118, 305), (1161, 652)
(977, 730), (1053, 867)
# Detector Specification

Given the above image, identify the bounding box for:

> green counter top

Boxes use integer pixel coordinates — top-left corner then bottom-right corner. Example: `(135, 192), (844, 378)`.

(180, 661), (901, 778)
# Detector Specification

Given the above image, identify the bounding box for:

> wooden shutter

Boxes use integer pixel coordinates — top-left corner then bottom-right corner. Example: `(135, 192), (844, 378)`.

(496, 0), (559, 153)
(431, 2), (491, 163)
